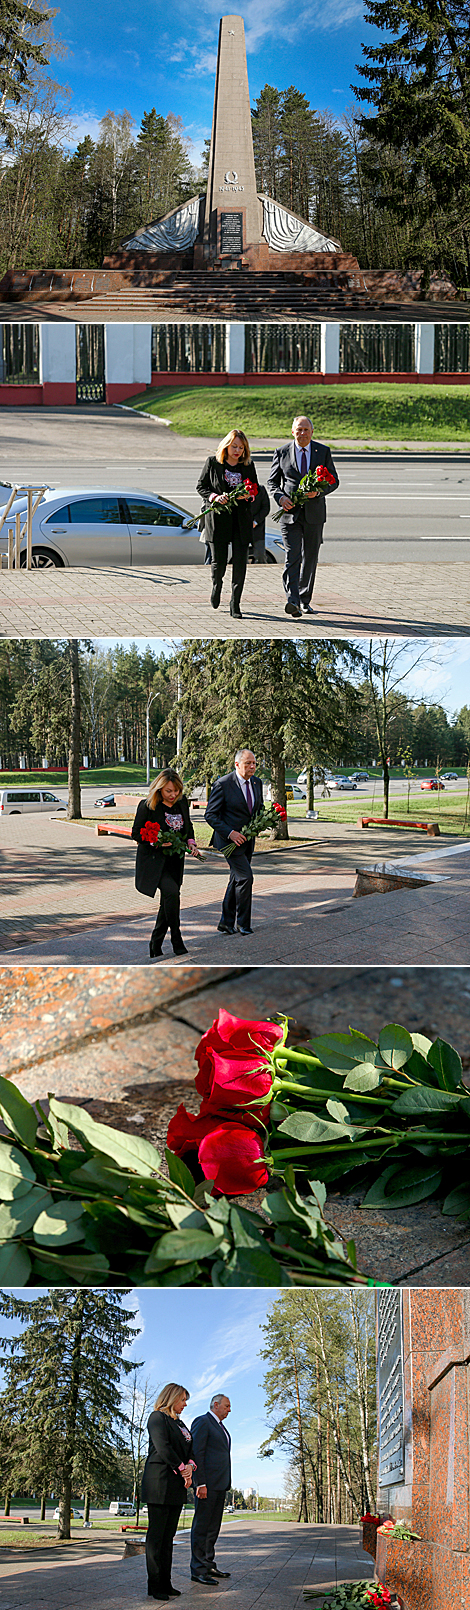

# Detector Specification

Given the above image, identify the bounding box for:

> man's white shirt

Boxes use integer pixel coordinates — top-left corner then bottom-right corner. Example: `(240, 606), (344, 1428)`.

(294, 443), (312, 472)
(209, 1410), (230, 1441)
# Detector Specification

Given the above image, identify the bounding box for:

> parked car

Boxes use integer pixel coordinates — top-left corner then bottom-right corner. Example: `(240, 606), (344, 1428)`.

(421, 778), (445, 790)
(329, 778), (358, 790)
(94, 792), (116, 807)
(349, 771), (370, 782)
(0, 487), (285, 568)
(441, 771), (459, 781)
(296, 768), (333, 785)
(53, 1507), (84, 1520)
(0, 787), (66, 814)
(286, 784), (307, 800)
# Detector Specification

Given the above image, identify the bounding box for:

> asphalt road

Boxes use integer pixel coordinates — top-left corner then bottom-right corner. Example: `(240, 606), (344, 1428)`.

(1, 407), (470, 563)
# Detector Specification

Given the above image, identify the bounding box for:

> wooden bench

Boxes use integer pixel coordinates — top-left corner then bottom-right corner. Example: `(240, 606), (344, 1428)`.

(96, 823), (132, 837)
(358, 816), (440, 836)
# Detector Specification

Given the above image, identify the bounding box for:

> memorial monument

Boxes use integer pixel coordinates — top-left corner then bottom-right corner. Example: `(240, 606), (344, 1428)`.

(118, 13), (353, 272)
(375, 1290), (470, 1610)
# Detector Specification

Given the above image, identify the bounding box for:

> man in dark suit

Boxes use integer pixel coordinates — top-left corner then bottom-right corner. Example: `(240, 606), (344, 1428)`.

(268, 415), (339, 619)
(190, 1393), (232, 1584)
(205, 749), (263, 935)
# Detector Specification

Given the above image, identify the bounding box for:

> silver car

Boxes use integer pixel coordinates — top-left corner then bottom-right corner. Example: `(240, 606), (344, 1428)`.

(0, 487), (284, 568)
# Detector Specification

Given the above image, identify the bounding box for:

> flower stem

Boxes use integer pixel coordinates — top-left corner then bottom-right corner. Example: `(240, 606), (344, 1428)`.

(273, 1078), (392, 1107)
(272, 1044), (419, 1091)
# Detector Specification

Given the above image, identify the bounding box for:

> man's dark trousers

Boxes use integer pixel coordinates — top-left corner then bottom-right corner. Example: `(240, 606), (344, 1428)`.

(281, 514), (322, 609)
(191, 1491), (226, 1575)
(221, 840), (254, 929)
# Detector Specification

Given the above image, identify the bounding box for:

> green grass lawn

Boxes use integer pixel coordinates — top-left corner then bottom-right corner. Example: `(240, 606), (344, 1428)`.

(127, 383), (470, 442)
(0, 764), (150, 789)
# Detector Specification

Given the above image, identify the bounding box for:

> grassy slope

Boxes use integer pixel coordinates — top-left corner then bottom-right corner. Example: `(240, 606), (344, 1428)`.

(128, 383), (470, 441)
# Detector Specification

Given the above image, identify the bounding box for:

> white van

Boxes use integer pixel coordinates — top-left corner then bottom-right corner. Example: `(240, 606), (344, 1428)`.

(0, 787), (66, 814)
(109, 1500), (136, 1516)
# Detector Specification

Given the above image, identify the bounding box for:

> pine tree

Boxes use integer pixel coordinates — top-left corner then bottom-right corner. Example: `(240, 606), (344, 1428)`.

(0, 1290), (140, 1537)
(0, 0), (51, 134)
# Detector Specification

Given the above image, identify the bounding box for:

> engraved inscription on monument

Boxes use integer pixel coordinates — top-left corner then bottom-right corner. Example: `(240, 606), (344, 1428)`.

(220, 211), (243, 254)
(378, 1291), (405, 1486)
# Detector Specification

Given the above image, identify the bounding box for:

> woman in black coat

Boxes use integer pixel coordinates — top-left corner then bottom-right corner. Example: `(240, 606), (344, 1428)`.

(131, 768), (201, 960)
(197, 427), (259, 618)
(141, 1382), (195, 1601)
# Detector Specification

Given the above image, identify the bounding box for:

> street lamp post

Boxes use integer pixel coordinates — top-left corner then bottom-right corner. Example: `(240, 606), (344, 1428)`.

(146, 690), (160, 787)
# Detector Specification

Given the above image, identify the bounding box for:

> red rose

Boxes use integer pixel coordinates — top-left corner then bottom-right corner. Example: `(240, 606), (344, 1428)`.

(243, 479), (259, 499)
(194, 1009), (282, 1117)
(273, 802), (287, 820)
(198, 1122), (269, 1194)
(167, 1103), (217, 1156)
(140, 820), (161, 845)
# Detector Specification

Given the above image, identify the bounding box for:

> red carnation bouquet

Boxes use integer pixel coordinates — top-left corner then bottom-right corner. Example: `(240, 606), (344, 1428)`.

(223, 800), (287, 860)
(272, 465), (336, 520)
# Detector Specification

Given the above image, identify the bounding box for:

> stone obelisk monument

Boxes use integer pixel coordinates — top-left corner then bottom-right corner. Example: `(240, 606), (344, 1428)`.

(200, 15), (261, 260)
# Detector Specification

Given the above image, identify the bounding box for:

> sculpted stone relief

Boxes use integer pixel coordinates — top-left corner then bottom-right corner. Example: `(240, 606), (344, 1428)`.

(122, 195), (202, 253)
(260, 195), (342, 254)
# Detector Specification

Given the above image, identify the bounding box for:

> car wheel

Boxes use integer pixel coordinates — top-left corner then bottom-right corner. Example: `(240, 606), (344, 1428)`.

(20, 549), (64, 569)
(9, 810), (20, 814)
(265, 551), (277, 564)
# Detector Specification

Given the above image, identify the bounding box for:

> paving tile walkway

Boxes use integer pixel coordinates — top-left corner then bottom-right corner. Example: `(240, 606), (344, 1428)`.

(0, 561), (469, 636)
(2, 962), (470, 1285)
(0, 1515), (373, 1610)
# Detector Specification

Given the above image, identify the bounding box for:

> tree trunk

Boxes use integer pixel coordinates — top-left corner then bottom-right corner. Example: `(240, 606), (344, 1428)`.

(67, 640), (82, 820)
(40, 1492), (47, 1521)
(57, 1294), (85, 1539)
(348, 1293), (376, 1511)
(3, 1492), (10, 1516)
(307, 764), (314, 813)
(290, 1332), (309, 1521)
(84, 1490), (91, 1523)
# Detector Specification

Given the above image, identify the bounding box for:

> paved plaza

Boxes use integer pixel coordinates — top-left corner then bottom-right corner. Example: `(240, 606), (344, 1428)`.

(0, 1515), (374, 1610)
(0, 558), (469, 637)
(1, 810), (469, 963)
(2, 962), (470, 1285)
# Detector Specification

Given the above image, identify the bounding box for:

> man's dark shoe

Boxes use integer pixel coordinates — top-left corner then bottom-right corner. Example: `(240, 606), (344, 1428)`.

(217, 922), (235, 934)
(208, 1569), (231, 1578)
(285, 600), (301, 618)
(191, 1575), (219, 1585)
(236, 925), (253, 934)
(211, 584), (222, 609)
(301, 604), (315, 614)
(167, 1589), (182, 1596)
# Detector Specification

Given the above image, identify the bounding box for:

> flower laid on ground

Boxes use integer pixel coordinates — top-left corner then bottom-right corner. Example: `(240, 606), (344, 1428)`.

(361, 1514), (381, 1525)
(377, 1520), (421, 1540)
(272, 465), (336, 520)
(167, 1009), (282, 1193)
(304, 1581), (397, 1608)
(223, 800), (287, 859)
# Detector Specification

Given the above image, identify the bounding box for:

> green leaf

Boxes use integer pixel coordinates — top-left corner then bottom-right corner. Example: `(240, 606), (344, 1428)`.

(200, 1194), (230, 1224)
(0, 1240), (32, 1285)
(343, 1064), (382, 1091)
(0, 1187), (52, 1239)
(165, 1148), (196, 1196)
(427, 1038), (463, 1092)
(308, 1031), (378, 1074)
(33, 1199), (87, 1247)
(166, 1202), (207, 1231)
(378, 1024), (414, 1069)
(362, 1162), (442, 1208)
(402, 1049), (440, 1088)
(442, 1184), (470, 1218)
(144, 1227), (224, 1271)
(67, 1156), (135, 1193)
(0, 1142), (37, 1200)
(48, 1098), (162, 1176)
(326, 1100), (350, 1123)
(278, 1111), (369, 1143)
(0, 1077), (38, 1149)
(219, 1246), (291, 1286)
(392, 1086), (463, 1116)
(229, 1206), (266, 1249)
(157, 1263), (202, 1286)
(411, 1033), (434, 1057)
(31, 1248), (110, 1282)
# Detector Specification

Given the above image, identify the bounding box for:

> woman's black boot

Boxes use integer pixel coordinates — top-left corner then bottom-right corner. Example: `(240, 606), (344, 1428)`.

(171, 931), (188, 956)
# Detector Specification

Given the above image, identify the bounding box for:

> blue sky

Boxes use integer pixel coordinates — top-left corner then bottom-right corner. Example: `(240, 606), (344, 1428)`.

(5, 1289), (290, 1494)
(96, 637), (470, 718)
(48, 0), (370, 163)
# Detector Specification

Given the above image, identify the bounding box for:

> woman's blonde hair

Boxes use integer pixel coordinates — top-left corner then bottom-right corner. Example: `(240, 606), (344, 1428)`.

(147, 768), (184, 809)
(155, 1382), (189, 1416)
(216, 428), (251, 465)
